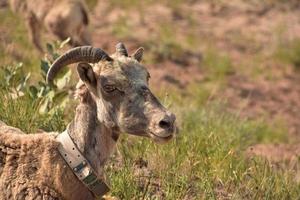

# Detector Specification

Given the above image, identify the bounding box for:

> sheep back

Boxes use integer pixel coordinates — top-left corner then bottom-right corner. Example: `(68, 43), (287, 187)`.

(0, 123), (94, 200)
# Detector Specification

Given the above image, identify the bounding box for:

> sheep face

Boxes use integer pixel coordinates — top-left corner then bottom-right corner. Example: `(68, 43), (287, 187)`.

(47, 44), (176, 143)
(77, 56), (176, 143)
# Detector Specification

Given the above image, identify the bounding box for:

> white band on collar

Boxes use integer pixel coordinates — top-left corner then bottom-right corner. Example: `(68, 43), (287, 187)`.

(56, 129), (109, 198)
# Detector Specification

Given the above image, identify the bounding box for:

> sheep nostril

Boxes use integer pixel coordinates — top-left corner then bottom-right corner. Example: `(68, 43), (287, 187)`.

(159, 119), (171, 130)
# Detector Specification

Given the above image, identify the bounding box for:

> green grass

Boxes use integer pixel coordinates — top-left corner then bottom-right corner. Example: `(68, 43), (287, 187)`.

(109, 0), (141, 9)
(0, 2), (299, 199)
(0, 60), (298, 199)
(0, 9), (39, 67)
(85, 0), (98, 9)
(203, 48), (234, 80)
(275, 38), (300, 70)
(105, 102), (299, 199)
(0, 74), (298, 198)
(111, 16), (133, 39)
(0, 88), (66, 133)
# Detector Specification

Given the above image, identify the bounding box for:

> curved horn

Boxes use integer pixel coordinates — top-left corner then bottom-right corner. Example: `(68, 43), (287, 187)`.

(46, 46), (112, 83)
(115, 42), (128, 56)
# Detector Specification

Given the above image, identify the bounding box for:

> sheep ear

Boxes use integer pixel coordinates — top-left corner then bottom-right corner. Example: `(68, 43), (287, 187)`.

(77, 63), (97, 89)
(132, 47), (144, 62)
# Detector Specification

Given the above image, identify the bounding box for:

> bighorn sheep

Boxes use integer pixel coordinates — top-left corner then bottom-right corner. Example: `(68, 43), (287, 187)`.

(0, 43), (176, 199)
(9, 0), (91, 52)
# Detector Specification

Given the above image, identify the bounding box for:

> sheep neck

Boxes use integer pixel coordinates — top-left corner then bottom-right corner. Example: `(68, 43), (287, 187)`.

(67, 98), (118, 176)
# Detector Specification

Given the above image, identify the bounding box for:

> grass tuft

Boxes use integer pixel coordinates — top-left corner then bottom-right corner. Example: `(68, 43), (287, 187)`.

(105, 101), (300, 199)
(275, 38), (300, 70)
(203, 48), (234, 80)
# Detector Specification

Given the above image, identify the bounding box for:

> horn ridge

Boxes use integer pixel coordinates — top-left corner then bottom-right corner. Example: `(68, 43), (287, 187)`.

(46, 46), (112, 83)
(115, 42), (128, 56)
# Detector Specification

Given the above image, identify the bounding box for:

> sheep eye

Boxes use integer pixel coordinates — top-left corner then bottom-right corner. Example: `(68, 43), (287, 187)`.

(103, 85), (116, 93)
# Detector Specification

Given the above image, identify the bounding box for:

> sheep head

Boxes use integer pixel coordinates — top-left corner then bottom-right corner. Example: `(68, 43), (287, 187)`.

(47, 43), (176, 143)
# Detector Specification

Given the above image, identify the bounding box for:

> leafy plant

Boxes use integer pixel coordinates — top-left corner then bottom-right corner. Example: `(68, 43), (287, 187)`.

(0, 39), (72, 132)
(0, 39), (71, 114)
(30, 39), (72, 113)
(0, 62), (30, 94)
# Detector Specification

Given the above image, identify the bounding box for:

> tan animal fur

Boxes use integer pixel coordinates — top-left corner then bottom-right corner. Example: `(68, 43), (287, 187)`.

(9, 0), (91, 52)
(0, 43), (176, 199)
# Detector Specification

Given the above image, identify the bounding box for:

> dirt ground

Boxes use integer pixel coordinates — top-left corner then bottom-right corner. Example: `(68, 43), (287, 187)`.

(90, 1), (300, 163)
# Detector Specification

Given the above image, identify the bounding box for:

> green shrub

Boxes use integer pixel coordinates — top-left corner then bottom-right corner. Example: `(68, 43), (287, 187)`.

(0, 40), (72, 132)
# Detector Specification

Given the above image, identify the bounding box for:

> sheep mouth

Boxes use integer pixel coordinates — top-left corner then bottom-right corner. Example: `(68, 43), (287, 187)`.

(148, 131), (173, 142)
(126, 130), (174, 142)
